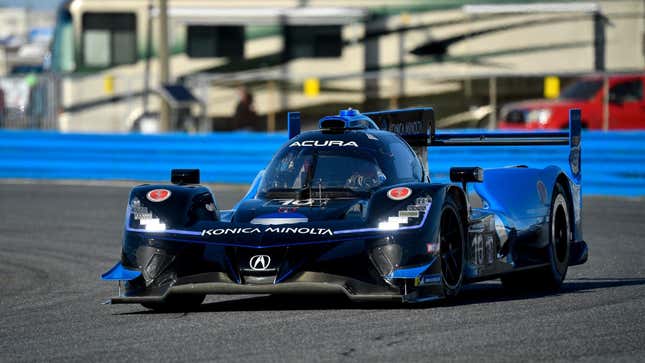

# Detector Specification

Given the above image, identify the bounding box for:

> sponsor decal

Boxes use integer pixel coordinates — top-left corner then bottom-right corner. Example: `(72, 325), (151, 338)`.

(406, 196), (431, 211)
(249, 255), (271, 271)
(289, 140), (358, 147)
(202, 227), (262, 236)
(472, 234), (484, 264)
(569, 147), (581, 177)
(421, 274), (441, 284)
(130, 198), (152, 220)
(486, 236), (495, 264)
(416, 273), (441, 286)
(264, 227), (333, 235)
(471, 234), (496, 265)
(146, 189), (171, 202)
(267, 198), (328, 207)
(399, 210), (419, 218)
(406, 204), (426, 212)
(130, 198), (166, 231)
(388, 120), (425, 135)
(378, 195), (431, 230)
(387, 187), (412, 201)
(201, 227), (333, 236)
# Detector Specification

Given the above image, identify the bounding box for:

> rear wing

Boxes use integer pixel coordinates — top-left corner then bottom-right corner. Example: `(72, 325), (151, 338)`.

(365, 107), (582, 182)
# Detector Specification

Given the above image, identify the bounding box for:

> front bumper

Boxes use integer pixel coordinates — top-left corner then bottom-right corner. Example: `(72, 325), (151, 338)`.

(110, 281), (403, 304)
(103, 256), (444, 304)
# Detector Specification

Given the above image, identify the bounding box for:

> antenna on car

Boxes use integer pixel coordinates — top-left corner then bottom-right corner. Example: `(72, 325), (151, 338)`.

(288, 112), (301, 139)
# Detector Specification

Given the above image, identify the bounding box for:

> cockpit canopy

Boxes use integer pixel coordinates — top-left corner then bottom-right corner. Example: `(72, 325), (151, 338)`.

(258, 130), (423, 198)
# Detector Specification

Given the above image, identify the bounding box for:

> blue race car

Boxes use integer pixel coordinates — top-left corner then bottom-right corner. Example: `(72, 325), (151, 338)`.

(102, 107), (587, 311)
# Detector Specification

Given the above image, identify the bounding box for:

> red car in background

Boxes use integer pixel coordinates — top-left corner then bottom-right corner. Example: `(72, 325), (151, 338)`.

(499, 74), (645, 130)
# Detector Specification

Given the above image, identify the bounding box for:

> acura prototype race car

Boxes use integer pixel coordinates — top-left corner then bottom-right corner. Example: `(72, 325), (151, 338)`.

(102, 107), (588, 310)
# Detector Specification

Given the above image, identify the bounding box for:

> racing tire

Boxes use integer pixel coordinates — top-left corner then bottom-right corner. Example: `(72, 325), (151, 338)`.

(502, 183), (571, 291)
(141, 294), (206, 312)
(439, 195), (466, 298)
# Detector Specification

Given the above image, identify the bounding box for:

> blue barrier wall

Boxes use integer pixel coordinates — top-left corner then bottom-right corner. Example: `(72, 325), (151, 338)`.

(0, 130), (643, 196)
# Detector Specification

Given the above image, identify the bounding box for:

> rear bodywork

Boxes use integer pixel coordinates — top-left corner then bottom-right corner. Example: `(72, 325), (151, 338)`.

(103, 108), (587, 304)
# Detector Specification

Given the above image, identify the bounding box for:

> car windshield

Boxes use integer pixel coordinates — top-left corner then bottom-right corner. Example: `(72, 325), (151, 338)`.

(258, 132), (423, 198)
(559, 80), (602, 100)
(259, 147), (386, 196)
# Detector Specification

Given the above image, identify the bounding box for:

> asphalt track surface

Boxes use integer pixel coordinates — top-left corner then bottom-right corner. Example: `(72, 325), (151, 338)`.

(1, 182), (644, 362)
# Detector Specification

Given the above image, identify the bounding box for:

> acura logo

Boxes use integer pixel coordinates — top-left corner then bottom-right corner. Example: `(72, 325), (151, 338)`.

(249, 255), (271, 271)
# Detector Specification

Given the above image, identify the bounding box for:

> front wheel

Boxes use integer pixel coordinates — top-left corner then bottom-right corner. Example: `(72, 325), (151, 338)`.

(439, 195), (466, 297)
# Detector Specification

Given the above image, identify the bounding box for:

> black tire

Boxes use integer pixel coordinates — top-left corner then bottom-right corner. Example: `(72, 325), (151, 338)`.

(141, 294), (205, 312)
(501, 183), (571, 291)
(543, 183), (571, 288)
(439, 195), (466, 297)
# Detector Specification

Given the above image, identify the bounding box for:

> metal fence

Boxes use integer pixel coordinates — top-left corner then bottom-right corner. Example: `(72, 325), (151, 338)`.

(0, 70), (641, 133)
(0, 74), (58, 130)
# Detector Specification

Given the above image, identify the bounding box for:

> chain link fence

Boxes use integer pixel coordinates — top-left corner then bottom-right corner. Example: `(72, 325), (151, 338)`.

(0, 70), (639, 132)
(0, 73), (58, 130)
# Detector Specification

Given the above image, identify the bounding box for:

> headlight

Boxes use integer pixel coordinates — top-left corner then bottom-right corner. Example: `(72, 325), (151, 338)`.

(143, 219), (166, 232)
(377, 196), (432, 230)
(130, 198), (167, 232)
(378, 221), (401, 230)
(526, 109), (552, 125)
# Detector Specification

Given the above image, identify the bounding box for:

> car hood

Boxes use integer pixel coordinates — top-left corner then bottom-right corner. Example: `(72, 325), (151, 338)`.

(231, 197), (367, 224)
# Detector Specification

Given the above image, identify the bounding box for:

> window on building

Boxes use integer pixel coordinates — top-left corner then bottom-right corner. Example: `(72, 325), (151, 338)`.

(82, 13), (137, 68)
(186, 25), (244, 58)
(284, 25), (342, 59)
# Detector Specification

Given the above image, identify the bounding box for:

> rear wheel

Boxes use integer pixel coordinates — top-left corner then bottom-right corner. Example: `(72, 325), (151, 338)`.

(141, 294), (205, 312)
(543, 184), (571, 288)
(439, 195), (466, 297)
(502, 183), (570, 291)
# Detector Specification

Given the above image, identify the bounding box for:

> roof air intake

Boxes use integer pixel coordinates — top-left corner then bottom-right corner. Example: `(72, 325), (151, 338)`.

(318, 108), (379, 130)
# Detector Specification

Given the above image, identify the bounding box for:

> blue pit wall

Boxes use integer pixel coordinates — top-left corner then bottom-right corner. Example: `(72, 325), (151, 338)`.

(0, 130), (643, 197)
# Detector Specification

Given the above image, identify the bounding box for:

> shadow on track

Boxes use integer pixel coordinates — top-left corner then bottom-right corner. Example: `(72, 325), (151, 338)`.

(115, 277), (645, 315)
(442, 277), (645, 308)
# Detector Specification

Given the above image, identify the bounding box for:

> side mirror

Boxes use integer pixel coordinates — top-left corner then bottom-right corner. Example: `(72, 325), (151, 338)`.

(171, 169), (200, 185)
(450, 167), (484, 184)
